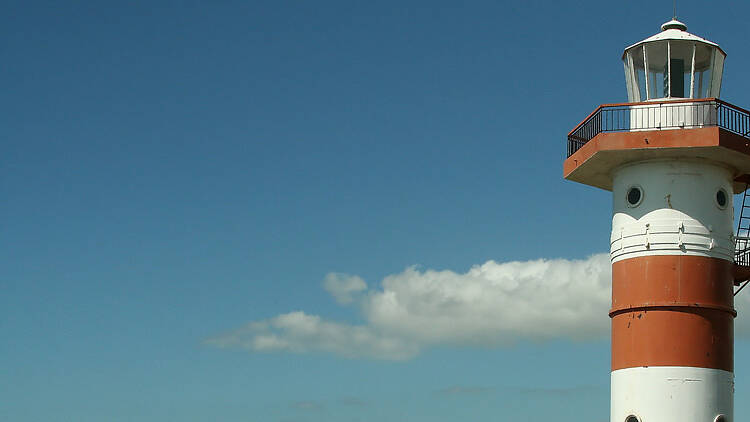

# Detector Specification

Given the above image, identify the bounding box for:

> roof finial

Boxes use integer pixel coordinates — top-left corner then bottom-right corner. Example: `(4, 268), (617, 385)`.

(661, 18), (687, 31)
(673, 0), (677, 19)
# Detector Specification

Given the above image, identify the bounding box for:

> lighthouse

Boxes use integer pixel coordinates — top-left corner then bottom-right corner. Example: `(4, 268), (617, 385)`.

(564, 19), (750, 422)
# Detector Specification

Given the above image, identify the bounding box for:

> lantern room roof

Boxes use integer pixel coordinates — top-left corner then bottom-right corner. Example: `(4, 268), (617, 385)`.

(622, 19), (726, 59)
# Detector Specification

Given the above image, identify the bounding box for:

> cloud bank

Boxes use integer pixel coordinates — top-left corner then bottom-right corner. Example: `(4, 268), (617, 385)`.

(206, 253), (750, 359)
(206, 253), (617, 360)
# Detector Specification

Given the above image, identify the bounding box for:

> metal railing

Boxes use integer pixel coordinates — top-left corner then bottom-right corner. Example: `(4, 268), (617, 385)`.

(736, 181), (750, 269)
(567, 98), (750, 157)
(736, 237), (750, 267)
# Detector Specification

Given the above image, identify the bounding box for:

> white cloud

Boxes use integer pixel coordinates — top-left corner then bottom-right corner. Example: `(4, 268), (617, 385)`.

(361, 254), (612, 346)
(205, 253), (750, 359)
(205, 311), (418, 360)
(206, 253), (615, 360)
(323, 273), (367, 305)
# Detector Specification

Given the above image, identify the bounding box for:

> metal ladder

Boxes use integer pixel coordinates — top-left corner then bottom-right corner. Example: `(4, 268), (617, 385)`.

(735, 183), (750, 295)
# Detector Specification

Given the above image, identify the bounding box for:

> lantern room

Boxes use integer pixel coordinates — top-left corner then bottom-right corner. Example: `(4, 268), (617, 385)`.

(622, 19), (725, 101)
(564, 19), (750, 195)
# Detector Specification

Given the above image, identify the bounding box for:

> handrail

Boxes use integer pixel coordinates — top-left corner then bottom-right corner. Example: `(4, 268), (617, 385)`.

(566, 98), (750, 157)
(716, 98), (750, 117)
(566, 98), (719, 137)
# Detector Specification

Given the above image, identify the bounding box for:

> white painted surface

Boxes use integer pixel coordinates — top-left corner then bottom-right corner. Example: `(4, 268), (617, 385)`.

(661, 19), (688, 32)
(629, 101), (717, 131)
(610, 160), (734, 263)
(623, 23), (723, 57)
(611, 366), (733, 422)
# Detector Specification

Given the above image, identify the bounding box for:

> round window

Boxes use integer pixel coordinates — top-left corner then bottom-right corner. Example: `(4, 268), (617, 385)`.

(716, 189), (728, 209)
(627, 186), (643, 207)
(625, 415), (640, 422)
(714, 415), (727, 422)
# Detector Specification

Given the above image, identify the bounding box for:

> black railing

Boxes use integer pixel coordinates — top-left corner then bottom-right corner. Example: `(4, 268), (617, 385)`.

(736, 238), (750, 267)
(567, 98), (750, 157)
(736, 182), (750, 268)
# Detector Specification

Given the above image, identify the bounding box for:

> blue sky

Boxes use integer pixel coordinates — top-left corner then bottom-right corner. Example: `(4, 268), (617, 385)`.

(4, 1), (750, 421)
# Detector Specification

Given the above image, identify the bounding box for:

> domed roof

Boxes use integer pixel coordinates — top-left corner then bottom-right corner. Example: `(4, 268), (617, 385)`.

(622, 19), (725, 58)
(661, 19), (687, 31)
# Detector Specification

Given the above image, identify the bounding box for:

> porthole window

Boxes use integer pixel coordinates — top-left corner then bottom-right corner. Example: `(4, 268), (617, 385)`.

(714, 415), (727, 422)
(627, 186), (643, 207)
(716, 188), (728, 209)
(625, 415), (640, 422)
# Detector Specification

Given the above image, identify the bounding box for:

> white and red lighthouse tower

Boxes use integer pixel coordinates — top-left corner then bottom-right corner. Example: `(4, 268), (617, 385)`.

(565, 19), (750, 422)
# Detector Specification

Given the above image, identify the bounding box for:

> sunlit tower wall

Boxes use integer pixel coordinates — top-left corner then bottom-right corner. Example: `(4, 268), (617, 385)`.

(564, 19), (750, 422)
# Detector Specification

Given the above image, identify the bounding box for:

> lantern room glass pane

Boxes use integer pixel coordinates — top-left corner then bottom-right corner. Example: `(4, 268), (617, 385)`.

(694, 43), (714, 98)
(624, 61), (634, 101)
(625, 45), (646, 101)
(710, 51), (724, 97)
(668, 40), (694, 98)
(646, 41), (668, 99)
